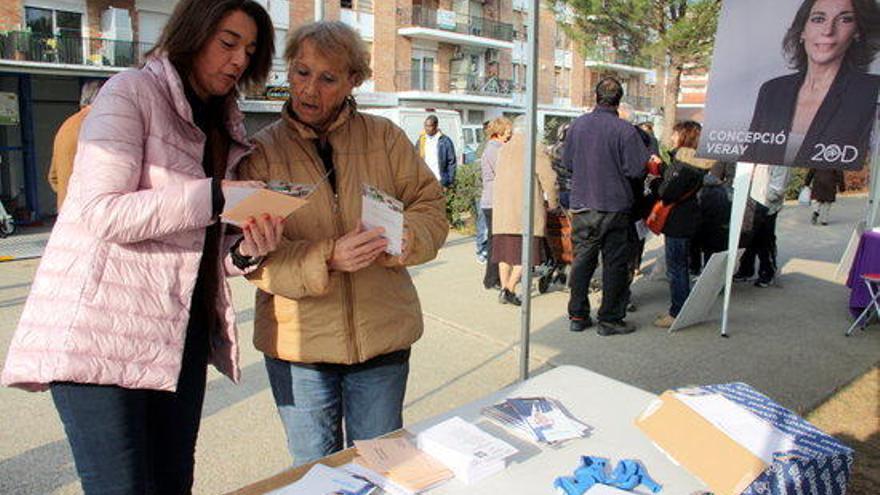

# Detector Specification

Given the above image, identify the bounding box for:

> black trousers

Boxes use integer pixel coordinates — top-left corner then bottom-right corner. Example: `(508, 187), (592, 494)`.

(51, 315), (210, 495)
(482, 208), (500, 289)
(737, 202), (778, 282)
(568, 210), (634, 322)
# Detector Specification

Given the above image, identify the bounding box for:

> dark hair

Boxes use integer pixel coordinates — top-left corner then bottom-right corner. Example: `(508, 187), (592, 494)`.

(595, 77), (623, 107)
(637, 121), (654, 134)
(783, 0), (880, 72)
(675, 120), (702, 149)
(285, 21), (372, 86)
(425, 115), (439, 125)
(146, 0), (274, 91)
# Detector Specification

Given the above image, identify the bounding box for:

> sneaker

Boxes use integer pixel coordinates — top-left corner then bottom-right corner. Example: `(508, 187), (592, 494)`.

(820, 221), (828, 226)
(596, 320), (636, 336)
(811, 212), (819, 225)
(476, 253), (488, 265)
(500, 288), (522, 306)
(732, 272), (753, 282)
(626, 302), (637, 313)
(754, 279), (772, 288)
(653, 313), (675, 328)
(569, 316), (594, 332)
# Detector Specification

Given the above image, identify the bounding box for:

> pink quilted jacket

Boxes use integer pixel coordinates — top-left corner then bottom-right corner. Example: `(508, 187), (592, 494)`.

(1, 56), (253, 392)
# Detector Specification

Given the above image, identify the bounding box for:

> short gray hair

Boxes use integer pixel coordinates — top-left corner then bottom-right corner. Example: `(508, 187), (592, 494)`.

(285, 21), (372, 86)
(80, 80), (104, 107)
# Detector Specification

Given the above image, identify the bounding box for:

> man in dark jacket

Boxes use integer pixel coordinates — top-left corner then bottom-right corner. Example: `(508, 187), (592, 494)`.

(564, 77), (649, 336)
(416, 115), (457, 188)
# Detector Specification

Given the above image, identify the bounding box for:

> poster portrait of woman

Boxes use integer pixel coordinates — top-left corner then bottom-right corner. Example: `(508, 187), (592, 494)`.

(699, 0), (880, 171)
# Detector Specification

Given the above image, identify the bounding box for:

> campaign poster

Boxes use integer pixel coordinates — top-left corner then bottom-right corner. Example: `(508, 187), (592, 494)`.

(697, 0), (880, 170)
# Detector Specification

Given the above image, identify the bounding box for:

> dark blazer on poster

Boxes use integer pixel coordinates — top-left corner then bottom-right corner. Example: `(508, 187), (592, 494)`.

(741, 64), (879, 170)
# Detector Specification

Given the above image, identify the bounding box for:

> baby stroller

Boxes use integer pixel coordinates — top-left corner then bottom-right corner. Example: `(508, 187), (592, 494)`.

(536, 209), (572, 294)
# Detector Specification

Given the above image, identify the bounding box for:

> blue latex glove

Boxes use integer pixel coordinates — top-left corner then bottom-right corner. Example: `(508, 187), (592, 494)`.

(554, 456), (663, 495)
(607, 459), (662, 493)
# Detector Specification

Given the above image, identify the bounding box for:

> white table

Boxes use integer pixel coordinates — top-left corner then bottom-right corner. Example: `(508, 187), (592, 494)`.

(231, 365), (708, 495)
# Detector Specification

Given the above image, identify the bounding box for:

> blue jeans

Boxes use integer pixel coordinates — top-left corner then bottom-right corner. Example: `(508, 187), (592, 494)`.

(475, 200), (489, 258)
(265, 350), (410, 466)
(50, 318), (209, 495)
(665, 236), (691, 317)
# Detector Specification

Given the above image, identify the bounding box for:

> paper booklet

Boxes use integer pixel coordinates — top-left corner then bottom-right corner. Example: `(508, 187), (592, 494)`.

(267, 463), (377, 495)
(482, 397), (591, 445)
(361, 184), (404, 256)
(220, 186), (306, 227)
(416, 416), (518, 485)
(351, 437), (453, 494)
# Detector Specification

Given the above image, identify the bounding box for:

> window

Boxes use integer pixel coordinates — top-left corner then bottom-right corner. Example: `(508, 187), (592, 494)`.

(25, 7), (53, 35)
(410, 56), (434, 91)
(25, 7), (82, 36)
(467, 110), (484, 125)
(554, 68), (570, 98)
(554, 27), (569, 50)
(24, 7), (83, 64)
(341, 0), (353, 8)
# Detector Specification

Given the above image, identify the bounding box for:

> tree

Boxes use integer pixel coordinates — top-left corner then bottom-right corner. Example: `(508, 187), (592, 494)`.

(552, 0), (721, 143)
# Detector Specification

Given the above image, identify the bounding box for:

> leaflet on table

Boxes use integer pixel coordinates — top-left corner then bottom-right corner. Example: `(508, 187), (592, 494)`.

(417, 416), (518, 466)
(361, 184), (404, 256)
(267, 463), (377, 495)
(482, 397), (591, 444)
(352, 437), (453, 494)
(220, 186), (306, 227)
(674, 391), (796, 464)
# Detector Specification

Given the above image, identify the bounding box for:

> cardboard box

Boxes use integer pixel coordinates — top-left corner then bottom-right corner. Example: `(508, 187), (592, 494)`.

(635, 383), (853, 495)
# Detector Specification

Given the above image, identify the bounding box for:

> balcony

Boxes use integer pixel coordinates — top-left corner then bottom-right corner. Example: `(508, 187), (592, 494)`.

(0, 32), (148, 70)
(396, 69), (522, 104)
(397, 7), (514, 50)
(584, 46), (653, 75)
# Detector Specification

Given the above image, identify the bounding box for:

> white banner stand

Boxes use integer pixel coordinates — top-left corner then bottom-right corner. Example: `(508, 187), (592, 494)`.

(720, 162), (756, 337)
(669, 250), (734, 332)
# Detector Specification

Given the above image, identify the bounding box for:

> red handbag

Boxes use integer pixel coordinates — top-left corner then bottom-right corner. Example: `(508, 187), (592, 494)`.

(645, 188), (698, 235)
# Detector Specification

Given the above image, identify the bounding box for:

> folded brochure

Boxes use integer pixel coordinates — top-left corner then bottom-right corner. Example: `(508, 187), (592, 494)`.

(221, 186), (306, 227)
(361, 184), (404, 256)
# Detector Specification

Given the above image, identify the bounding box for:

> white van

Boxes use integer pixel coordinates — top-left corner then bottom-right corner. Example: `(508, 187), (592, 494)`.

(361, 107), (465, 167)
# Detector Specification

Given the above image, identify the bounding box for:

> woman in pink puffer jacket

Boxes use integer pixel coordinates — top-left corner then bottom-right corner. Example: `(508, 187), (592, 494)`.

(1, 1), (285, 493)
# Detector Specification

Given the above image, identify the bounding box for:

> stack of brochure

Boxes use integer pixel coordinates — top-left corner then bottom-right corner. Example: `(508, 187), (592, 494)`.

(416, 416), (519, 485)
(350, 437), (454, 495)
(269, 463), (376, 495)
(482, 397), (591, 444)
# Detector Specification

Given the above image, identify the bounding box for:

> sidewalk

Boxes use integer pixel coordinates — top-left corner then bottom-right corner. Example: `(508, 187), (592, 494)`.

(0, 195), (877, 494)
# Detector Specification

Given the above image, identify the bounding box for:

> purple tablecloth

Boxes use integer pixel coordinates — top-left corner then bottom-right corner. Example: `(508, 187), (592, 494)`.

(846, 230), (880, 316)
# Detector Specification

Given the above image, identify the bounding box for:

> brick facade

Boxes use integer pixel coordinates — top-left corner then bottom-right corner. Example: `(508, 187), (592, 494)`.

(570, 48), (585, 107)
(537, 7), (555, 105)
(0, 0), (23, 33)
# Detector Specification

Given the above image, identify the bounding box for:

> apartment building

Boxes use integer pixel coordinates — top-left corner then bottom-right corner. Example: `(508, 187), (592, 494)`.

(0, 0), (658, 220)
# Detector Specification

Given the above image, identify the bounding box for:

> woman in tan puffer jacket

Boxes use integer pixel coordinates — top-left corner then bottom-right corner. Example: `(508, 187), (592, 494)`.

(239, 21), (448, 466)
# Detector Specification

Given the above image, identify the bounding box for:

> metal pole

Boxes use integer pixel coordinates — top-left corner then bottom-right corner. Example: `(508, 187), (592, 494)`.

(315, 0), (324, 21)
(721, 162), (754, 337)
(518, 0), (540, 381)
(18, 74), (39, 220)
(864, 101), (880, 228)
